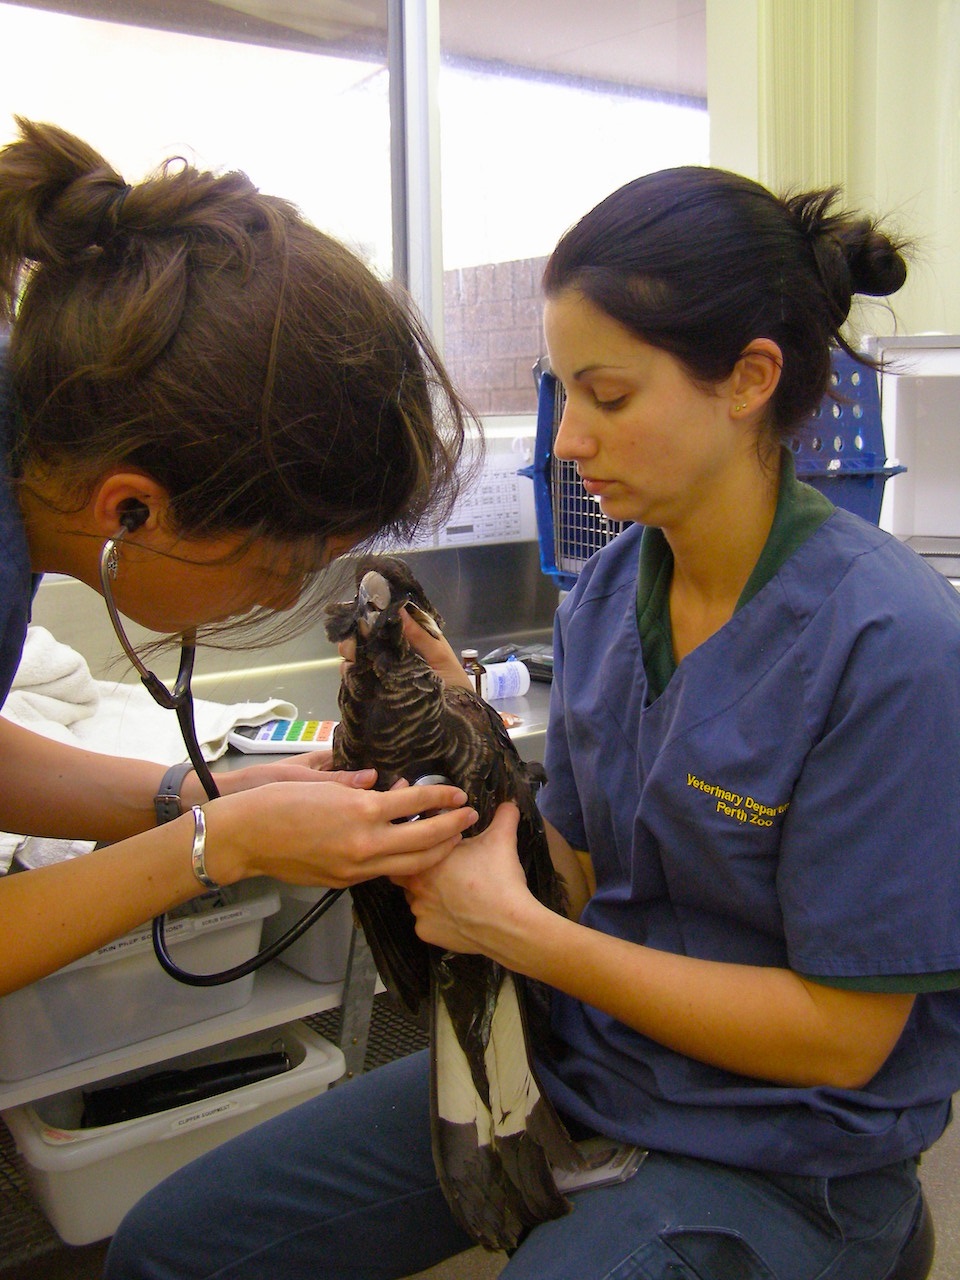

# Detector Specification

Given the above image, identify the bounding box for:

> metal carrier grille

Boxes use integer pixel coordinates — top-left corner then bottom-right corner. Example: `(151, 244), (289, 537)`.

(522, 364), (629, 592)
(306, 993), (427, 1072)
(551, 456), (628, 581)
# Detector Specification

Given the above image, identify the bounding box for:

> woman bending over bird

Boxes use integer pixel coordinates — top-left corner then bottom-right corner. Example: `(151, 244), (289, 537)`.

(0, 116), (476, 1000)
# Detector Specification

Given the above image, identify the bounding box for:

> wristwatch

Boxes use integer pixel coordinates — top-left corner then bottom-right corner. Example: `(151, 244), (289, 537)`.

(153, 762), (194, 825)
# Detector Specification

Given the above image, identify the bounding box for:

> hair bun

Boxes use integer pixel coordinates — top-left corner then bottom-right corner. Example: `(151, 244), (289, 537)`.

(840, 220), (908, 297)
(0, 115), (131, 284)
(785, 187), (908, 304)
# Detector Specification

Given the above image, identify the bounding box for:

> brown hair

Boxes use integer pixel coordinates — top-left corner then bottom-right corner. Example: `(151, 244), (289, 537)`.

(543, 166), (910, 439)
(0, 118), (472, 586)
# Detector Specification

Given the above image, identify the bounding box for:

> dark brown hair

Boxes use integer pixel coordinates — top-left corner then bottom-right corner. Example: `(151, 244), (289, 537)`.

(542, 166), (909, 438)
(0, 118), (472, 575)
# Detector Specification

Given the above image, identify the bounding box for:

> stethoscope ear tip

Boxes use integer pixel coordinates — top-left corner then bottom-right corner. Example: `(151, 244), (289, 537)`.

(119, 503), (149, 534)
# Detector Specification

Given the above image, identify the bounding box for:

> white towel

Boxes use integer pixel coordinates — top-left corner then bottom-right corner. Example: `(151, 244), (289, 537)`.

(0, 625), (298, 871)
(5, 625), (100, 728)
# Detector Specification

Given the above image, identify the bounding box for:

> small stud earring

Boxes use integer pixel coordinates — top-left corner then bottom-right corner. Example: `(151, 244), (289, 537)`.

(734, 401), (747, 413)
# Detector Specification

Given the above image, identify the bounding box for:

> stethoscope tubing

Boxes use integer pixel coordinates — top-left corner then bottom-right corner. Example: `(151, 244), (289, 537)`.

(152, 692), (352, 987)
(100, 527), (343, 986)
(151, 885), (347, 986)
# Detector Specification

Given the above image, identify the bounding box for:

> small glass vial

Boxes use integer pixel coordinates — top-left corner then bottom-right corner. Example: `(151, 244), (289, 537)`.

(460, 648), (485, 696)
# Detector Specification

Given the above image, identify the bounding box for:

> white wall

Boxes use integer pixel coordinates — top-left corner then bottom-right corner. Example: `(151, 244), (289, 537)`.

(849, 0), (960, 338)
(707, 0), (960, 338)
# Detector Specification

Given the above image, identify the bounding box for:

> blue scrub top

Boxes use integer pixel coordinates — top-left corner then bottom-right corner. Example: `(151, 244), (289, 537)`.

(538, 510), (960, 1177)
(0, 335), (35, 705)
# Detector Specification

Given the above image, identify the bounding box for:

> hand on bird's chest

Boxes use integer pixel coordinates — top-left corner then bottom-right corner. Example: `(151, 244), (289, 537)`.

(398, 801), (528, 956)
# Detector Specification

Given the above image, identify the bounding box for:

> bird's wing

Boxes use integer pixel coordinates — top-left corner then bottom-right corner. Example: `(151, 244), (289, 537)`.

(442, 687), (568, 913)
(332, 655), (442, 1021)
(431, 964), (580, 1252)
(350, 878), (431, 1021)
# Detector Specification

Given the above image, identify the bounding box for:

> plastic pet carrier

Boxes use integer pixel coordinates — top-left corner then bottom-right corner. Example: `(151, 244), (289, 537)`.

(788, 348), (905, 520)
(521, 349), (904, 591)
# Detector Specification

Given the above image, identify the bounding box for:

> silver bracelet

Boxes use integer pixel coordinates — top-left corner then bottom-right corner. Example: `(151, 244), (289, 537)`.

(189, 805), (219, 890)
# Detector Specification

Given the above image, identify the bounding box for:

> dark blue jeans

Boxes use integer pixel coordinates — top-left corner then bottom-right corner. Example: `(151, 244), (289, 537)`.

(103, 1049), (921, 1280)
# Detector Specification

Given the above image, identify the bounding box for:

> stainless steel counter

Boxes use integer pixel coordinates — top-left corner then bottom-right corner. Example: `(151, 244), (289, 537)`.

(31, 541), (560, 691)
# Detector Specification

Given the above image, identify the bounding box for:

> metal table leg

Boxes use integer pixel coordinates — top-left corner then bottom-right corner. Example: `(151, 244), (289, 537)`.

(334, 923), (379, 1083)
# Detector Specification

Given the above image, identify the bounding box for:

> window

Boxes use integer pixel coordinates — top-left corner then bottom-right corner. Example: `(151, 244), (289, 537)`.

(0, 0), (392, 275)
(438, 0), (709, 416)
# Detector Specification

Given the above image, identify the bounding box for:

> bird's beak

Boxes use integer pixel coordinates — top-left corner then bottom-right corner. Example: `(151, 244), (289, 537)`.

(357, 570), (392, 637)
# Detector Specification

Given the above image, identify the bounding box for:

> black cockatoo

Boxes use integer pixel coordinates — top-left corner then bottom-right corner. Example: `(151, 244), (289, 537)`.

(324, 554), (583, 1252)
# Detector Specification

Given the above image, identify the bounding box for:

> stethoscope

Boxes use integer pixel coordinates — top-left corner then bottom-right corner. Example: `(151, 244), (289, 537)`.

(98, 515), (347, 986)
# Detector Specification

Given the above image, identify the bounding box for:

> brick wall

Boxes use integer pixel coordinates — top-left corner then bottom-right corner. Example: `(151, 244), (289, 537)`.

(442, 255), (548, 416)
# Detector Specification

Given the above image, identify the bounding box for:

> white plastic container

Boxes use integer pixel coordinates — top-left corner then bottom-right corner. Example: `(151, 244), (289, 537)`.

(480, 659), (531, 701)
(0, 879), (280, 1080)
(2, 1021), (344, 1244)
(260, 883), (355, 983)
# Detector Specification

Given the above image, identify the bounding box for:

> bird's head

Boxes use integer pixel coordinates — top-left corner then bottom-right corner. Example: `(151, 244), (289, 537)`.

(324, 555), (444, 653)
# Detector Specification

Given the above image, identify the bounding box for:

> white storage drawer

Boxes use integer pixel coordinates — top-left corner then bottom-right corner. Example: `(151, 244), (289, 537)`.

(2, 1020), (344, 1244)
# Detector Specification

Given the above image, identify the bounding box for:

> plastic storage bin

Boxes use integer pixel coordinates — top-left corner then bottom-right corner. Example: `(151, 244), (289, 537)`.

(2, 1020), (344, 1244)
(260, 883), (355, 983)
(0, 878), (280, 1080)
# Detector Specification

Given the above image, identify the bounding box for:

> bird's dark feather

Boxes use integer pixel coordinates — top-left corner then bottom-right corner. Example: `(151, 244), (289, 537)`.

(325, 555), (583, 1251)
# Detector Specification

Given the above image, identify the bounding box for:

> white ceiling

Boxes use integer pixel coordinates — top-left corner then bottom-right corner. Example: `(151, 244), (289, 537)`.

(440, 0), (706, 99)
(5, 0), (706, 99)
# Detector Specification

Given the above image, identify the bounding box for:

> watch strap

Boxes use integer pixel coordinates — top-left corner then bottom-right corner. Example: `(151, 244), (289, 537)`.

(154, 761), (193, 825)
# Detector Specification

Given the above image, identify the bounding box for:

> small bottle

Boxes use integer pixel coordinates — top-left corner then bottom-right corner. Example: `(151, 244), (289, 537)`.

(460, 648), (485, 696)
